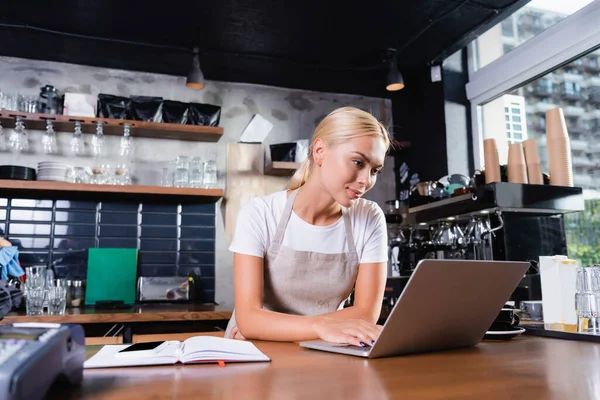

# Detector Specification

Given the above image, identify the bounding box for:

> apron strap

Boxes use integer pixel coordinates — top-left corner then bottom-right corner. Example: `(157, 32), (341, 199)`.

(272, 189), (299, 244)
(341, 207), (357, 254)
(273, 189), (358, 256)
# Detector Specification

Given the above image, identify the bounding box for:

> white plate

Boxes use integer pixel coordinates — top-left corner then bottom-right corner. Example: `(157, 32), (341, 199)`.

(483, 327), (526, 340)
(485, 328), (526, 335)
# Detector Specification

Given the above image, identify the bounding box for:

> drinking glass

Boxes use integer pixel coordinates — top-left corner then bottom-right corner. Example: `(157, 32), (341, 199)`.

(47, 286), (67, 315)
(68, 167), (91, 184)
(26, 287), (45, 316)
(576, 265), (600, 334)
(161, 166), (173, 187)
(25, 266), (46, 289)
(174, 156), (189, 188)
(114, 164), (132, 185)
(202, 151), (217, 188)
(20, 96), (38, 113)
(189, 157), (204, 188)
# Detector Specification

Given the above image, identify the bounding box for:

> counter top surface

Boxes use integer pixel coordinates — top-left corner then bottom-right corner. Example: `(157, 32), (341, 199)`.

(1, 304), (232, 324)
(54, 335), (600, 399)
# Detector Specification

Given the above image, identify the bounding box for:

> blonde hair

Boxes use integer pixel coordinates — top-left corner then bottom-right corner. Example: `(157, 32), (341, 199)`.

(286, 107), (390, 190)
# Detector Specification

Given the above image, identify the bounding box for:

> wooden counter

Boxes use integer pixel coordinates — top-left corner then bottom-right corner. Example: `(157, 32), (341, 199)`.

(51, 335), (600, 399)
(1, 304), (232, 324)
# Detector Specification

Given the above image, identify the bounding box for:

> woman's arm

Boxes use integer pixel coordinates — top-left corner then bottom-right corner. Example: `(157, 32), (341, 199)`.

(320, 261), (387, 323)
(233, 253), (385, 343)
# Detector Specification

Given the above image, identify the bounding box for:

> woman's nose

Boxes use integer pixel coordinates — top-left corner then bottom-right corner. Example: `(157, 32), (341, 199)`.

(357, 170), (371, 187)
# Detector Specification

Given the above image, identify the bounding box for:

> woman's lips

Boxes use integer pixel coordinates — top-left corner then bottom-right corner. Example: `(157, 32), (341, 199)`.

(347, 188), (363, 199)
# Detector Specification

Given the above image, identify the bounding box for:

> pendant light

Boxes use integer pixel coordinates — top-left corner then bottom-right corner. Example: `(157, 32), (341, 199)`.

(386, 49), (405, 91)
(186, 46), (205, 90)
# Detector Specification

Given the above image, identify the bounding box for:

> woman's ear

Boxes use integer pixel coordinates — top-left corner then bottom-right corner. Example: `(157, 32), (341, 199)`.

(312, 138), (326, 167)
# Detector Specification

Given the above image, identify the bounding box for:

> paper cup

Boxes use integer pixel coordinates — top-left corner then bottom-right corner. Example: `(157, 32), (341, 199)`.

(526, 163), (544, 185)
(507, 143), (528, 184)
(546, 135), (573, 186)
(546, 108), (569, 139)
(484, 138), (501, 183)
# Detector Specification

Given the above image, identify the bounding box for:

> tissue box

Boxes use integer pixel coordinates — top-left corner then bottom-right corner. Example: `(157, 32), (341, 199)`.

(539, 255), (579, 328)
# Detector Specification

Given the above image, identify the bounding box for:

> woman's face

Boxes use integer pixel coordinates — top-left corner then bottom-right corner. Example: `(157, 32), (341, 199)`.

(314, 135), (386, 208)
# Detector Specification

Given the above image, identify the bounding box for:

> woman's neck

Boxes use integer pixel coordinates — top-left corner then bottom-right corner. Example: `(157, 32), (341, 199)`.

(291, 180), (341, 226)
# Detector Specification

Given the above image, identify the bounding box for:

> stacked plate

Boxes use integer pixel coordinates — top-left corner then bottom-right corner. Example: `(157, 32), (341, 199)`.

(37, 161), (71, 182)
(0, 165), (36, 180)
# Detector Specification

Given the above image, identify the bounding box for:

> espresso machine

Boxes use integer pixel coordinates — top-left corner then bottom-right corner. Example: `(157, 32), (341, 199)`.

(382, 182), (585, 310)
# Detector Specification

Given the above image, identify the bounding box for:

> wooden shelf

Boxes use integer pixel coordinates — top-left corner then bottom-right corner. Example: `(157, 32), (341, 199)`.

(0, 179), (223, 203)
(2, 304), (232, 324)
(0, 111), (223, 142)
(265, 161), (301, 176)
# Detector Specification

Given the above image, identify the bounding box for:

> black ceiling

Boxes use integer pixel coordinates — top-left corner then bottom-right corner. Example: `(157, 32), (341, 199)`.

(0, 0), (528, 97)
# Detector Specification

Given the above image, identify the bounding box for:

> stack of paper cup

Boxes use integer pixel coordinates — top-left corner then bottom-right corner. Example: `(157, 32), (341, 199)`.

(545, 108), (573, 187)
(507, 143), (528, 184)
(483, 138), (501, 184)
(522, 139), (544, 184)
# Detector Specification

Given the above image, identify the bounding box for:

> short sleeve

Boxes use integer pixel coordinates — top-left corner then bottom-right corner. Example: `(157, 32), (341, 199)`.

(359, 204), (388, 264)
(228, 199), (268, 258)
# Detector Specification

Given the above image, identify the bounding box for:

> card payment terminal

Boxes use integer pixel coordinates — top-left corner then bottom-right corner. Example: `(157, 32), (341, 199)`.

(0, 323), (85, 400)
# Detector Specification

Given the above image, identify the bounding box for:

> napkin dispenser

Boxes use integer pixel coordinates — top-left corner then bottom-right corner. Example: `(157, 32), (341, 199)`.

(138, 277), (190, 303)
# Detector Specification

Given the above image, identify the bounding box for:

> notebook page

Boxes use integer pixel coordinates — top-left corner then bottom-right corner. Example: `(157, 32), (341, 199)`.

(84, 342), (180, 369)
(182, 336), (270, 362)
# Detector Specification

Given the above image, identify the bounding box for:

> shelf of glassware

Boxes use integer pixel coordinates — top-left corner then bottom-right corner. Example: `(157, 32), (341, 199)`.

(0, 111), (223, 142)
(0, 179), (224, 203)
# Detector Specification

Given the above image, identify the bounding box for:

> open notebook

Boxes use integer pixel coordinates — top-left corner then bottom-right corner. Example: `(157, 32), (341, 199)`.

(84, 336), (271, 368)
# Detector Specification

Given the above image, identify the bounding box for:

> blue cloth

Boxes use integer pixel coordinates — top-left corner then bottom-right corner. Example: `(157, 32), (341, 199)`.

(0, 246), (24, 281)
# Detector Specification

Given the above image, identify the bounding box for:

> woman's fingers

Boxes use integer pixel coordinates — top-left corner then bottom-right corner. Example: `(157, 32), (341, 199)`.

(230, 325), (246, 340)
(230, 325), (239, 339)
(341, 327), (377, 345)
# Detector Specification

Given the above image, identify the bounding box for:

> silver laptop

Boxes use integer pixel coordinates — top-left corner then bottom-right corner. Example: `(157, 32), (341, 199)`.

(299, 259), (529, 358)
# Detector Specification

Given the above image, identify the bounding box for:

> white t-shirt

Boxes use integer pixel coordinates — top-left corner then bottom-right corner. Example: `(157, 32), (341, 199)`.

(229, 190), (388, 264)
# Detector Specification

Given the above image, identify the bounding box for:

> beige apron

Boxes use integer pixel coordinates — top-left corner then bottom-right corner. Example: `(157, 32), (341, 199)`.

(225, 189), (360, 339)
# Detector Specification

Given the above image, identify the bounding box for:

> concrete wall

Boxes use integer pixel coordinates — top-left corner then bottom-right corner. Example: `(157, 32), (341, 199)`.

(0, 56), (393, 307)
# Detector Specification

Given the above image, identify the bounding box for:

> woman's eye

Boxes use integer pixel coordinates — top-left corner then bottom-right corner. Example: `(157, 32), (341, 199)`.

(372, 169), (381, 176)
(353, 160), (363, 167)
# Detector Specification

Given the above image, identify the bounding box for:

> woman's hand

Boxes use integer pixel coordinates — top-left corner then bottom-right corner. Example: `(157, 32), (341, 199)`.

(229, 325), (246, 340)
(313, 317), (382, 346)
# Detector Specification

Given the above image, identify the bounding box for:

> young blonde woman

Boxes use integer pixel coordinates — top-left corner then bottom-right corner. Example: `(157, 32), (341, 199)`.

(226, 106), (390, 347)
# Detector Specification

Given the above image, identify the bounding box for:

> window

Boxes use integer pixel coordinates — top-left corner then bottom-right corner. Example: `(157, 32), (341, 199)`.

(466, 0), (600, 266)
(474, 0), (595, 69)
(478, 50), (599, 172)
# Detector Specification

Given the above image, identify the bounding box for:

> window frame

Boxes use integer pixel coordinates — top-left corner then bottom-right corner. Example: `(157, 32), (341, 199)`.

(466, 0), (600, 170)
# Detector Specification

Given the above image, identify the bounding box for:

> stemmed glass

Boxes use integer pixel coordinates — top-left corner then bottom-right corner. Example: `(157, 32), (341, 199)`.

(42, 119), (57, 154)
(91, 121), (106, 158)
(119, 123), (134, 158)
(70, 121), (85, 156)
(8, 115), (28, 153)
(115, 123), (134, 185)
